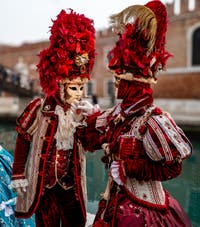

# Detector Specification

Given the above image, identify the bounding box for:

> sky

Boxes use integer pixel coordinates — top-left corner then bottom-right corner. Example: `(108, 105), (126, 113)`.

(0, 0), (173, 46)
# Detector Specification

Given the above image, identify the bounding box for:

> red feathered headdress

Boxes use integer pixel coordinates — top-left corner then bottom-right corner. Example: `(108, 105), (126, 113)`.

(107, 0), (172, 84)
(37, 9), (96, 96)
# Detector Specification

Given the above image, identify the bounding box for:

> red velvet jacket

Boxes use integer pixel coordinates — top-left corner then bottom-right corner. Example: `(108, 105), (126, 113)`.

(12, 96), (87, 222)
(78, 80), (192, 209)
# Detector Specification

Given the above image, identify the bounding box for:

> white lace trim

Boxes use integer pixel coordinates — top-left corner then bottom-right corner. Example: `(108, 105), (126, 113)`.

(11, 179), (28, 189)
(54, 105), (84, 150)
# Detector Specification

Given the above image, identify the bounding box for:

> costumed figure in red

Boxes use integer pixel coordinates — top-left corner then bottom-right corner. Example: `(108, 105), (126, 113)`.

(77, 1), (192, 226)
(11, 9), (96, 227)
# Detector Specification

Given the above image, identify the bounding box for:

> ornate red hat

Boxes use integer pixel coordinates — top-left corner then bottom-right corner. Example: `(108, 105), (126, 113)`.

(107, 0), (172, 84)
(37, 9), (96, 96)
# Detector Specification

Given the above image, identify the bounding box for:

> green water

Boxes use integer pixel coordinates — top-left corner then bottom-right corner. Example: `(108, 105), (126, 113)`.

(0, 122), (199, 226)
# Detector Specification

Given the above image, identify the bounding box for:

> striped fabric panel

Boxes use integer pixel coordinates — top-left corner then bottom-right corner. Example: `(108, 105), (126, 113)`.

(143, 129), (163, 161)
(147, 117), (174, 161)
(152, 114), (192, 159)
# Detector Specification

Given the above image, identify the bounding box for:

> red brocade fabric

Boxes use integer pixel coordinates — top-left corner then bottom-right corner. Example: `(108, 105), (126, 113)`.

(94, 187), (191, 227)
(44, 147), (74, 189)
(80, 79), (192, 226)
(12, 96), (87, 223)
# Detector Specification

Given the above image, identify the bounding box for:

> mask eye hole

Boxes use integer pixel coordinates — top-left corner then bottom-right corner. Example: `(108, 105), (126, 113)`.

(69, 86), (77, 91)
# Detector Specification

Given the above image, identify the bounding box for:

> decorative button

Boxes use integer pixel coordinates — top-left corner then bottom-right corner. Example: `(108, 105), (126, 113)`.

(44, 105), (51, 111)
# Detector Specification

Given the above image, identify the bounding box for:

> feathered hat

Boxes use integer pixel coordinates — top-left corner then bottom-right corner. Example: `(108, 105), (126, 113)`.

(107, 0), (172, 84)
(37, 9), (96, 96)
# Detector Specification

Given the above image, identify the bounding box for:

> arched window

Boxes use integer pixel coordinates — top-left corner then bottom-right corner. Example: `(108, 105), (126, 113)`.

(192, 27), (200, 65)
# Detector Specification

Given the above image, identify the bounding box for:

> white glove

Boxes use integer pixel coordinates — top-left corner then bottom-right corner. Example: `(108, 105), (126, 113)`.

(11, 179), (28, 195)
(77, 100), (99, 116)
(110, 161), (123, 185)
(70, 101), (84, 122)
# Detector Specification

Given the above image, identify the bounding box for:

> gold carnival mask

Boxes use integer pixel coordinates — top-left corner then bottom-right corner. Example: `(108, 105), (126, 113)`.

(61, 77), (88, 104)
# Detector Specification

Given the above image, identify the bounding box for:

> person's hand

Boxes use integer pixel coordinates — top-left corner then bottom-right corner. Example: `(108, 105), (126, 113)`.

(110, 161), (123, 185)
(11, 179), (28, 195)
(77, 100), (100, 116)
(70, 101), (84, 122)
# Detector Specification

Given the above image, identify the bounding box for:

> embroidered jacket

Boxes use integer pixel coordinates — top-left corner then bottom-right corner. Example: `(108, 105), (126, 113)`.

(12, 96), (87, 222)
(78, 101), (192, 209)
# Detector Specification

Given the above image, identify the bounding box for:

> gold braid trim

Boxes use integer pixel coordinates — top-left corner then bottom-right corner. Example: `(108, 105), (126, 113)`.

(61, 77), (88, 85)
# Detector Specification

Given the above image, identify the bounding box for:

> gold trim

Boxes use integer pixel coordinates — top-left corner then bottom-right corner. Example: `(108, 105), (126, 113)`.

(61, 77), (88, 85)
(116, 73), (157, 84)
(75, 53), (89, 67)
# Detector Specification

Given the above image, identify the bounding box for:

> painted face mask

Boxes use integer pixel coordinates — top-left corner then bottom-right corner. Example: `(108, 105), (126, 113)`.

(64, 83), (85, 104)
(61, 77), (88, 104)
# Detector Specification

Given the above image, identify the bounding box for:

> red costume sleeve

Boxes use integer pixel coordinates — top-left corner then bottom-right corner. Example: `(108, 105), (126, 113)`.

(12, 134), (31, 180)
(122, 158), (182, 181)
(77, 111), (104, 152)
(143, 113), (192, 162)
(119, 112), (192, 182)
(12, 98), (42, 180)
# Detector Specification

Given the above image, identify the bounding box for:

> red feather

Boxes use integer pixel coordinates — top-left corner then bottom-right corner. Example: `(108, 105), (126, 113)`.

(37, 9), (96, 96)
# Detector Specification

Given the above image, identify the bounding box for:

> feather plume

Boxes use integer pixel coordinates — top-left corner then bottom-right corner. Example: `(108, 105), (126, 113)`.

(110, 5), (157, 52)
(37, 9), (96, 96)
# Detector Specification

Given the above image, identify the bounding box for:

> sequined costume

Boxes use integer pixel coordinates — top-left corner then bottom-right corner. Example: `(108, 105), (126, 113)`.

(0, 145), (35, 227)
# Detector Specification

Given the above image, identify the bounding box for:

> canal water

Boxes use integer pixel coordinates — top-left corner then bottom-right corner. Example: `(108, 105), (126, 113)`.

(0, 122), (199, 226)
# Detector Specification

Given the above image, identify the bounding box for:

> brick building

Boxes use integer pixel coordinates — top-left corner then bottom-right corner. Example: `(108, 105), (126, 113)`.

(0, 0), (200, 100)
(153, 0), (200, 99)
